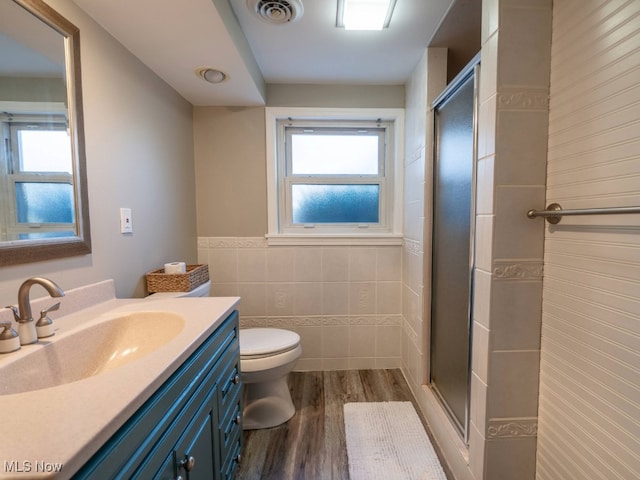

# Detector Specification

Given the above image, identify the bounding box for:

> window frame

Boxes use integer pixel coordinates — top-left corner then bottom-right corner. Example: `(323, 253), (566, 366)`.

(281, 122), (388, 232)
(265, 107), (404, 245)
(1, 113), (75, 240)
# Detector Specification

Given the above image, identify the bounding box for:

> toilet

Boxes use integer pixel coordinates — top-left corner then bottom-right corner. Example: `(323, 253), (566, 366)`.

(240, 328), (301, 430)
(146, 281), (301, 430)
(144, 280), (212, 299)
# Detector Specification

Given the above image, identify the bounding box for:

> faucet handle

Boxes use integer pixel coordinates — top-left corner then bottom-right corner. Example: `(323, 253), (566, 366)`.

(39, 302), (61, 317)
(0, 319), (20, 354)
(36, 302), (60, 339)
(4, 306), (20, 322)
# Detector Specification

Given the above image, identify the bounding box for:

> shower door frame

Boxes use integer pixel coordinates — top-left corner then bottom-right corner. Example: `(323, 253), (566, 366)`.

(428, 54), (480, 444)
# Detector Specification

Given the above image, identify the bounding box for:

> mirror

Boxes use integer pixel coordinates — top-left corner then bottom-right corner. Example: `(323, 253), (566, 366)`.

(0, 0), (90, 266)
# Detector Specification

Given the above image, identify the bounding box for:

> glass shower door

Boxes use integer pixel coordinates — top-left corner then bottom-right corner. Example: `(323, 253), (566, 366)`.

(429, 59), (478, 440)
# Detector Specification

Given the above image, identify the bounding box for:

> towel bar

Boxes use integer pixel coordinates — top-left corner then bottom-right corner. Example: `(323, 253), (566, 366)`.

(527, 203), (640, 224)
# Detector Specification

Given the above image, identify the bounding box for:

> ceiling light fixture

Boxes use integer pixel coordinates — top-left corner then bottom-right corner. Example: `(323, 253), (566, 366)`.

(336, 0), (396, 31)
(197, 68), (227, 84)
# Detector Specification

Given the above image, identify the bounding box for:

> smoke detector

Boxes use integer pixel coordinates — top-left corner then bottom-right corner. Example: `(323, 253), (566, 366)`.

(247, 0), (304, 24)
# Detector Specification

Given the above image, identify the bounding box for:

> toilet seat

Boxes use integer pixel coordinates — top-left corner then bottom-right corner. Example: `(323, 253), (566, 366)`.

(240, 328), (300, 359)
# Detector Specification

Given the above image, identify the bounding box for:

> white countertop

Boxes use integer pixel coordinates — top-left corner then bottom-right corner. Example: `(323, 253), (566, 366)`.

(0, 280), (240, 479)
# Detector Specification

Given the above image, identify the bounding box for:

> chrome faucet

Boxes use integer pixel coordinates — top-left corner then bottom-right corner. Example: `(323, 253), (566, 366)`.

(16, 277), (65, 323)
(5, 277), (65, 345)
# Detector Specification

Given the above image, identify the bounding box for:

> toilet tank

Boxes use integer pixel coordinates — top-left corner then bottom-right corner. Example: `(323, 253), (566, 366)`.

(145, 280), (211, 299)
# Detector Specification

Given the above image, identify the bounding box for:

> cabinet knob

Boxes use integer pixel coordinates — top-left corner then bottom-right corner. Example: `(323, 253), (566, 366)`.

(176, 477), (184, 480)
(232, 374), (240, 385)
(233, 414), (241, 425)
(236, 453), (242, 463)
(179, 455), (196, 472)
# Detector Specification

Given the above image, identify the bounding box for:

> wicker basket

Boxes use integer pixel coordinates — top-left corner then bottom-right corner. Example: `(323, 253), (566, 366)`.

(146, 264), (210, 293)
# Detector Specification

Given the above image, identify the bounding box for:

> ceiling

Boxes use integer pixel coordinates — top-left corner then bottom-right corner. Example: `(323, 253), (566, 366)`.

(0, 1), (66, 77)
(70, 0), (467, 106)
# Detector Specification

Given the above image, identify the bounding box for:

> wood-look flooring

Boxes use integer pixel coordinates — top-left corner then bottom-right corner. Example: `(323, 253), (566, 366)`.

(237, 369), (452, 480)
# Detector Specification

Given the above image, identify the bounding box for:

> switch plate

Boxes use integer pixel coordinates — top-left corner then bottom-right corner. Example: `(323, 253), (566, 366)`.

(120, 208), (133, 233)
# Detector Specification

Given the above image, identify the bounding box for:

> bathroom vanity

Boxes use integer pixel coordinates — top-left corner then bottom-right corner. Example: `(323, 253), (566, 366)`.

(0, 280), (241, 480)
(75, 311), (242, 480)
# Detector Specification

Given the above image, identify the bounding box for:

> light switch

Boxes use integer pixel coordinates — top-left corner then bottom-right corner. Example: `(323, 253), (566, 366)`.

(120, 208), (133, 233)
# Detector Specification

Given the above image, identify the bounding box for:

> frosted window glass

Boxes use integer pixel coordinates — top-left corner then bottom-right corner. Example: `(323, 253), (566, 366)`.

(292, 184), (379, 223)
(291, 134), (379, 175)
(16, 182), (74, 223)
(18, 130), (72, 173)
(18, 231), (75, 240)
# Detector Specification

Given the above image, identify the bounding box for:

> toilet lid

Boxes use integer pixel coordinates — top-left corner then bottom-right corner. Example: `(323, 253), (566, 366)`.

(240, 328), (300, 357)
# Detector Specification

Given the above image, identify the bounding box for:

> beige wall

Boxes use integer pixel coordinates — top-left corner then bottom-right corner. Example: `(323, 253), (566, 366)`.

(0, 77), (66, 102)
(193, 106), (267, 237)
(0, 0), (196, 303)
(193, 85), (407, 367)
(266, 84), (405, 108)
(192, 84), (406, 238)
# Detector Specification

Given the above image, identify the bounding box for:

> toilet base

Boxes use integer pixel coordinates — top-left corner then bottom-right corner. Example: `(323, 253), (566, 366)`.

(242, 375), (295, 430)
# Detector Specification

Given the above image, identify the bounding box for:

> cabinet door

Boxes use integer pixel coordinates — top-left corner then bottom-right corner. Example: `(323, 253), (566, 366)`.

(152, 411), (216, 480)
(151, 453), (174, 480)
(142, 388), (219, 480)
(174, 409), (217, 480)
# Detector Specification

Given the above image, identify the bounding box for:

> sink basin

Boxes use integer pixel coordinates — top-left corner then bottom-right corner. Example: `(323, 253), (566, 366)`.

(0, 311), (185, 395)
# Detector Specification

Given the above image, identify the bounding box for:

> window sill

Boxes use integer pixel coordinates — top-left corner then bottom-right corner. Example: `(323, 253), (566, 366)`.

(265, 233), (403, 246)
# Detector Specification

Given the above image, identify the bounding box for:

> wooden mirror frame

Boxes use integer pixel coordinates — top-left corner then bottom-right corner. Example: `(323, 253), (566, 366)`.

(1, 0), (91, 266)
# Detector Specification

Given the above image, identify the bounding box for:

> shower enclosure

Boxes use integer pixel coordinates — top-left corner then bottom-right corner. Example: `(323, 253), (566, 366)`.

(429, 55), (479, 441)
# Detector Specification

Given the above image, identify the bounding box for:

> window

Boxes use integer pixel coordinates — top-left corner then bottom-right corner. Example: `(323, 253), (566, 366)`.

(266, 107), (404, 245)
(0, 114), (76, 240)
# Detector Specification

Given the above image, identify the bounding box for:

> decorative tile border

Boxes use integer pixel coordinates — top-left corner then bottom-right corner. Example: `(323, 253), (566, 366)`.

(204, 237), (267, 248)
(403, 238), (422, 256)
(240, 314), (403, 328)
(402, 317), (419, 345)
(497, 87), (549, 111)
(493, 260), (543, 280)
(343, 315), (403, 326)
(487, 418), (538, 439)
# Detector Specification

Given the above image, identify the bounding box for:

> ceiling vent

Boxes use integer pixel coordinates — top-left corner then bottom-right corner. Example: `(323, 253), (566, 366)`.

(247, 0), (303, 24)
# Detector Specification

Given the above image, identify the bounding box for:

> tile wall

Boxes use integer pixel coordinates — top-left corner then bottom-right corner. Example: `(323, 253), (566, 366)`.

(401, 48), (477, 480)
(469, 0), (552, 478)
(401, 2), (553, 479)
(197, 237), (403, 370)
(401, 47), (439, 391)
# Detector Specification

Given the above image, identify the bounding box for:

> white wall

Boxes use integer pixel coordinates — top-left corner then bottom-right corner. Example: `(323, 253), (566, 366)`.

(401, 47), (478, 480)
(536, 2), (640, 478)
(0, 0), (197, 305)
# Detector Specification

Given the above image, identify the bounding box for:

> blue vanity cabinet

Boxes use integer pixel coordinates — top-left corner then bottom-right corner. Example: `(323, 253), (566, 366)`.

(73, 310), (242, 480)
(215, 341), (243, 479)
